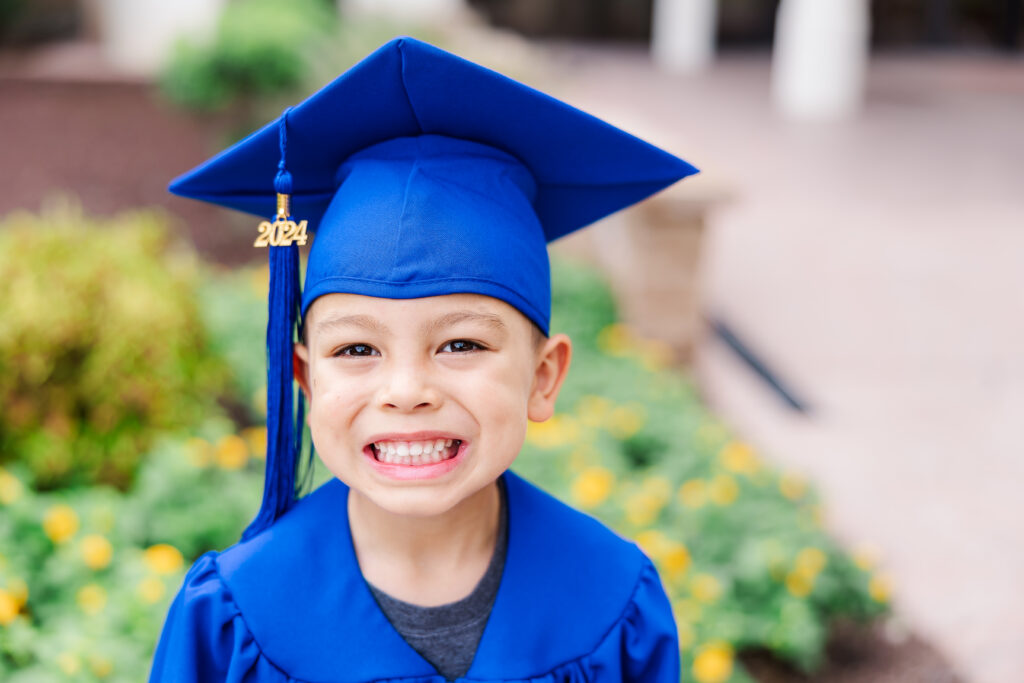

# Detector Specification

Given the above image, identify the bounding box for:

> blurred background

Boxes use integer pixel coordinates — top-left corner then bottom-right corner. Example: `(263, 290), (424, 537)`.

(0, 1), (1021, 682)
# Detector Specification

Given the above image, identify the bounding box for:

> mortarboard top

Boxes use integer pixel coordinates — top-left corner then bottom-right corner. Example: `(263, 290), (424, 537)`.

(167, 36), (698, 538)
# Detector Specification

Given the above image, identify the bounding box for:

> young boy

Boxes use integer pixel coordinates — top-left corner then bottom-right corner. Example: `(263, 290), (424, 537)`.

(150, 37), (697, 682)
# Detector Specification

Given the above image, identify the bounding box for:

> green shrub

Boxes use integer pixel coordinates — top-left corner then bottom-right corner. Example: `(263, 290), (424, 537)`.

(0, 257), (890, 682)
(159, 0), (337, 113)
(0, 201), (227, 491)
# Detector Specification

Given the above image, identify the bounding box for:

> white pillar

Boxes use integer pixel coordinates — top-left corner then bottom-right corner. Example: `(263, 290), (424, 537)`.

(651, 0), (718, 72)
(92, 0), (225, 76)
(771, 0), (871, 119)
(339, 0), (467, 24)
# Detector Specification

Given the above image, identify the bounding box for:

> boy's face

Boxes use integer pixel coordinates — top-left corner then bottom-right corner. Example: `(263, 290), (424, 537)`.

(294, 292), (571, 518)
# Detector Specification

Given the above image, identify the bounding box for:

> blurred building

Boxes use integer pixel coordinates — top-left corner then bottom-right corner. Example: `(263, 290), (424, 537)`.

(465, 0), (1021, 50)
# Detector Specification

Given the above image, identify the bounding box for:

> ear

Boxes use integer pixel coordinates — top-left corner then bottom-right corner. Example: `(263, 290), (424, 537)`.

(293, 342), (312, 403)
(527, 333), (572, 422)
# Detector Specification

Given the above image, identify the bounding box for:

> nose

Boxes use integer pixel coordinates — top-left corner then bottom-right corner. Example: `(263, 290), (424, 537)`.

(377, 358), (440, 412)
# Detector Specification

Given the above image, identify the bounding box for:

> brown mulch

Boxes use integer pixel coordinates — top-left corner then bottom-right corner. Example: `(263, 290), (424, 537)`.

(740, 618), (965, 683)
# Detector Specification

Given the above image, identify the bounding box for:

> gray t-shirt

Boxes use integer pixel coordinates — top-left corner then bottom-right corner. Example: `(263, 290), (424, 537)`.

(366, 477), (508, 681)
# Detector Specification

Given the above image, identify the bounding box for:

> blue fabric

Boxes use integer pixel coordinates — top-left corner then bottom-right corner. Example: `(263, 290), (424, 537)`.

(167, 36), (698, 333)
(149, 470), (680, 682)
(163, 35), (698, 584)
(302, 134), (549, 329)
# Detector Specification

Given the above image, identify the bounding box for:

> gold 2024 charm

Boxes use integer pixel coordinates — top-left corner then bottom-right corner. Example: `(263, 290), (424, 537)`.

(254, 193), (309, 248)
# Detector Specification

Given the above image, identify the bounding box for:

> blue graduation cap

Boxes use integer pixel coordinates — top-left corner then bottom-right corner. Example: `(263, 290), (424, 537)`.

(168, 36), (698, 539)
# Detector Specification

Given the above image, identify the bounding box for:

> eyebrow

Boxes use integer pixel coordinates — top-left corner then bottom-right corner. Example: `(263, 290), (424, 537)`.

(315, 314), (390, 336)
(424, 311), (508, 336)
(313, 310), (507, 338)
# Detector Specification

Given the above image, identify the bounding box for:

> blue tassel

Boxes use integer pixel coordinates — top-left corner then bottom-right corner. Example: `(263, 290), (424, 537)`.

(242, 108), (304, 540)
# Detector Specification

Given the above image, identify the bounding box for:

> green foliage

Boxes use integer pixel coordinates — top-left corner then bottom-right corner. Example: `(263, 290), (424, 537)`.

(0, 254), (889, 682)
(0, 424), (265, 681)
(0, 202), (227, 491)
(159, 0), (337, 112)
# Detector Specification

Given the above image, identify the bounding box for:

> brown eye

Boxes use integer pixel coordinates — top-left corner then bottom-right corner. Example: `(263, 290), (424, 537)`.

(337, 344), (379, 357)
(440, 340), (483, 353)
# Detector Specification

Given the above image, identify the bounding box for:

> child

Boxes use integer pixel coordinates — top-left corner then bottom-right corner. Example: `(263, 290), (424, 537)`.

(150, 37), (698, 682)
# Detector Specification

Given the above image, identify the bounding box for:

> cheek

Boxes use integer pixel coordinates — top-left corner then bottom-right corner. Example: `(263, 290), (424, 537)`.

(459, 358), (532, 433)
(306, 366), (372, 438)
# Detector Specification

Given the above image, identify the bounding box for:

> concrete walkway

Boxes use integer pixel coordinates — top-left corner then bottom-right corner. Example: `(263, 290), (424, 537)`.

(544, 44), (1024, 683)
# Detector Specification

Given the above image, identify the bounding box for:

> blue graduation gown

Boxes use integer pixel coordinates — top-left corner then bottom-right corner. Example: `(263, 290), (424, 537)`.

(149, 469), (680, 682)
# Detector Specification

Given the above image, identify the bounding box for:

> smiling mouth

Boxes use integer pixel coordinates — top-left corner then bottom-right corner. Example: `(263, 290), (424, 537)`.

(370, 439), (463, 466)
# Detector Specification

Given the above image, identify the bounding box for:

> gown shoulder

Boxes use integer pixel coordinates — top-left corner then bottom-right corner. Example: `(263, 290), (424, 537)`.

(148, 551), (290, 682)
(149, 473), (681, 682)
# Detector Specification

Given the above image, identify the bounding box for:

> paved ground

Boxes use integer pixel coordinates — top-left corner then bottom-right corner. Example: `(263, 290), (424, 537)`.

(543, 44), (1024, 683)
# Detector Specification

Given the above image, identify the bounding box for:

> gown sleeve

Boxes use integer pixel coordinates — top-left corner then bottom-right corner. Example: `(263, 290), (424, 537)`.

(148, 551), (287, 683)
(619, 556), (681, 682)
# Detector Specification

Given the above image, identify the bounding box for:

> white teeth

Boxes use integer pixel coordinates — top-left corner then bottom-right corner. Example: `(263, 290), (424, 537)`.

(373, 439), (462, 465)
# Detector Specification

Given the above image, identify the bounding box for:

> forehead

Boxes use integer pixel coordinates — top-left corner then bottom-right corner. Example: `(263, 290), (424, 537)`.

(305, 292), (529, 334)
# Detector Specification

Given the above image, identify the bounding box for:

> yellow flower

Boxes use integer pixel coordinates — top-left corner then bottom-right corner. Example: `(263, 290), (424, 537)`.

(779, 472), (807, 501)
(678, 479), (707, 509)
(575, 395), (612, 428)
(525, 414), (579, 449)
(672, 597), (702, 623)
(607, 403), (646, 440)
(56, 652), (81, 676)
(252, 387), (267, 417)
(690, 573), (723, 604)
(708, 474), (739, 506)
(693, 641), (734, 683)
(624, 491), (664, 526)
(242, 426), (268, 459)
(638, 338), (674, 372)
(852, 543), (880, 571)
(0, 468), (23, 505)
(81, 534), (114, 570)
(785, 569), (814, 597)
(570, 466), (615, 508)
(869, 573), (892, 603)
(89, 654), (114, 678)
(662, 543), (692, 581)
(137, 577), (166, 604)
(718, 441), (760, 476)
(677, 620), (696, 650)
(596, 323), (636, 356)
(43, 504), (79, 544)
(634, 529), (671, 560)
(184, 437), (213, 468)
(215, 434), (249, 470)
(77, 584), (107, 615)
(794, 547), (827, 578)
(641, 476), (672, 504)
(0, 589), (19, 625)
(6, 578), (28, 607)
(249, 264), (270, 295)
(143, 544), (184, 575)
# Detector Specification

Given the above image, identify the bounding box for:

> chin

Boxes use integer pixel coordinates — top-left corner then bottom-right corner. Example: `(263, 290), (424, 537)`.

(362, 486), (465, 517)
